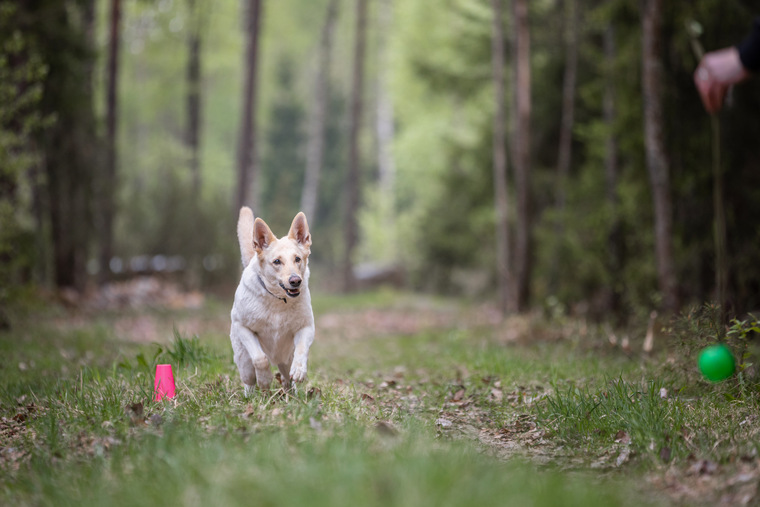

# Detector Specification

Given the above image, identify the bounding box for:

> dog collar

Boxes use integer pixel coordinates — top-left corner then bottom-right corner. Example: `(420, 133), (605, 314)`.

(258, 275), (287, 303)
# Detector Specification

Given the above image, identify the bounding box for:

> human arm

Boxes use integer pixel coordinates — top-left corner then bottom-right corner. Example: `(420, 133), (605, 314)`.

(694, 17), (759, 113)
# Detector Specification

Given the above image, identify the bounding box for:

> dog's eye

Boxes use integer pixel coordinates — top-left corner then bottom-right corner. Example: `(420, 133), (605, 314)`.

(295, 256), (301, 263)
(273, 259), (282, 266)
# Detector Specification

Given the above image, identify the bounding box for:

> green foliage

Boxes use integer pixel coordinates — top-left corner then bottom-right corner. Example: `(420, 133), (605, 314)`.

(0, 295), (664, 506)
(388, 0), (760, 317)
(7, 420), (653, 507)
(727, 313), (760, 373)
(0, 3), (51, 305)
(307, 90), (347, 271)
(537, 378), (686, 459)
(259, 58), (306, 233)
(162, 327), (215, 368)
(7, 290), (760, 503)
(391, 0), (497, 293)
(4, 0), (759, 322)
(116, 160), (239, 284)
(727, 314), (760, 343)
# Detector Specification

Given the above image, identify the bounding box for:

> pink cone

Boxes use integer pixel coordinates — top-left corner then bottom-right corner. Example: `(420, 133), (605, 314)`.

(154, 364), (176, 401)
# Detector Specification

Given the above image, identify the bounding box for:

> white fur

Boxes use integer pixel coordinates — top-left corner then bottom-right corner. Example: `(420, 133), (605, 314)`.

(229, 209), (315, 393)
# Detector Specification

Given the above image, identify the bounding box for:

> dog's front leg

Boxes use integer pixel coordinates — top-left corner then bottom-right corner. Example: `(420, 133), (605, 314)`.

(289, 325), (315, 383)
(234, 323), (274, 391)
(231, 323), (257, 395)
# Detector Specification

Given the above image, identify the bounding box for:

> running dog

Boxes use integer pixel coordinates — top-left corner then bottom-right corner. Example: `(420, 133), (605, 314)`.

(229, 207), (315, 394)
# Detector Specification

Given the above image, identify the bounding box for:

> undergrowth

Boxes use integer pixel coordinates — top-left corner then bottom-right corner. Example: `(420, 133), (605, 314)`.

(536, 378), (686, 460)
(3, 294), (759, 505)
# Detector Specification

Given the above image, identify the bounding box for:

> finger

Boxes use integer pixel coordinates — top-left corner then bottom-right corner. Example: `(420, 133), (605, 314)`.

(694, 67), (714, 112)
(707, 83), (727, 114)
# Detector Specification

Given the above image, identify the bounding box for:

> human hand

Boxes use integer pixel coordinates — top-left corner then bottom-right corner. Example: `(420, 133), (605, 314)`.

(694, 47), (750, 113)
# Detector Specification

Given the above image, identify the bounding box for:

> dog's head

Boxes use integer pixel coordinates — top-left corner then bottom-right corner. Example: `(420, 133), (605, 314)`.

(253, 212), (311, 300)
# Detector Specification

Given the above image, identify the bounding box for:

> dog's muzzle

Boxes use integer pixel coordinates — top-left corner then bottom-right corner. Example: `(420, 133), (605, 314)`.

(280, 276), (302, 298)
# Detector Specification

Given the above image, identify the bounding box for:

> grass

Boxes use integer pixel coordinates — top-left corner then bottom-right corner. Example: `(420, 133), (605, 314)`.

(537, 378), (685, 455)
(1, 289), (759, 505)
(536, 375), (760, 465)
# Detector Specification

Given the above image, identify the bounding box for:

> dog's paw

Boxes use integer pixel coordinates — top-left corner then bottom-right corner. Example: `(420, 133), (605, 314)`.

(289, 362), (308, 383)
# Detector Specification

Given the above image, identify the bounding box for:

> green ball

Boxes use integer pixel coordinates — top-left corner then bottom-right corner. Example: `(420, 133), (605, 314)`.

(698, 344), (735, 382)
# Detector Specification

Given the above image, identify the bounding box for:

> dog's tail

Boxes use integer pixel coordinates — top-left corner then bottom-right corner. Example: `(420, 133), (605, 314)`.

(237, 206), (256, 267)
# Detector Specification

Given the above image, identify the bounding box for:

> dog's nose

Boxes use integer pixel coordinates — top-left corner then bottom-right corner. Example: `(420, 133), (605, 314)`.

(289, 275), (302, 288)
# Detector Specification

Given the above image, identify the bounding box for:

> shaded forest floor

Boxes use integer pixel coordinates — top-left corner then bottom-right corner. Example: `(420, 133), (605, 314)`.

(2, 280), (759, 505)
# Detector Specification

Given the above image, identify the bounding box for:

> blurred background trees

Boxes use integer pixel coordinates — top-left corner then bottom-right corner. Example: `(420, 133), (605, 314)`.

(2, 0), (760, 323)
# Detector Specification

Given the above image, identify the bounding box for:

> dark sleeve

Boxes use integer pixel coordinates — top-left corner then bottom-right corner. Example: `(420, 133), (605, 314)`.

(737, 17), (760, 72)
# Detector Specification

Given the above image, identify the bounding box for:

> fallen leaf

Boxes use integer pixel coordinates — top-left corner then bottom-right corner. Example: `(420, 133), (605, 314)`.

(361, 393), (375, 403)
(242, 404), (255, 418)
(614, 430), (631, 445)
(616, 447), (631, 466)
(307, 387), (321, 401)
(729, 473), (757, 486)
(491, 388), (503, 402)
(127, 402), (144, 417)
(689, 459), (718, 476)
(126, 402), (145, 426)
(452, 389), (465, 402)
(436, 417), (453, 429)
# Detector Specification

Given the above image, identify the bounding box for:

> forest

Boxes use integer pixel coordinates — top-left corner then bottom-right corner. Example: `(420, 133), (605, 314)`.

(4, 1), (760, 505)
(2, 0), (760, 322)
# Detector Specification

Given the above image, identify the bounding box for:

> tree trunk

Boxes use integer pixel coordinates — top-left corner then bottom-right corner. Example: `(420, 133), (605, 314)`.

(43, 0), (98, 291)
(376, 0), (395, 204)
(301, 0), (338, 223)
(552, 0), (578, 284)
(491, 0), (512, 316)
(604, 22), (623, 316)
(99, 0), (121, 284)
(186, 0), (202, 198)
(236, 0), (263, 214)
(641, 0), (678, 312)
(555, 0), (578, 212)
(343, 0), (368, 292)
(512, 0), (532, 310)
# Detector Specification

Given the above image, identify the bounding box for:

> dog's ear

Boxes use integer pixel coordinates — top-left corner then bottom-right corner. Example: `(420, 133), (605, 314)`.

(288, 212), (311, 248)
(237, 207), (256, 267)
(253, 218), (276, 254)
